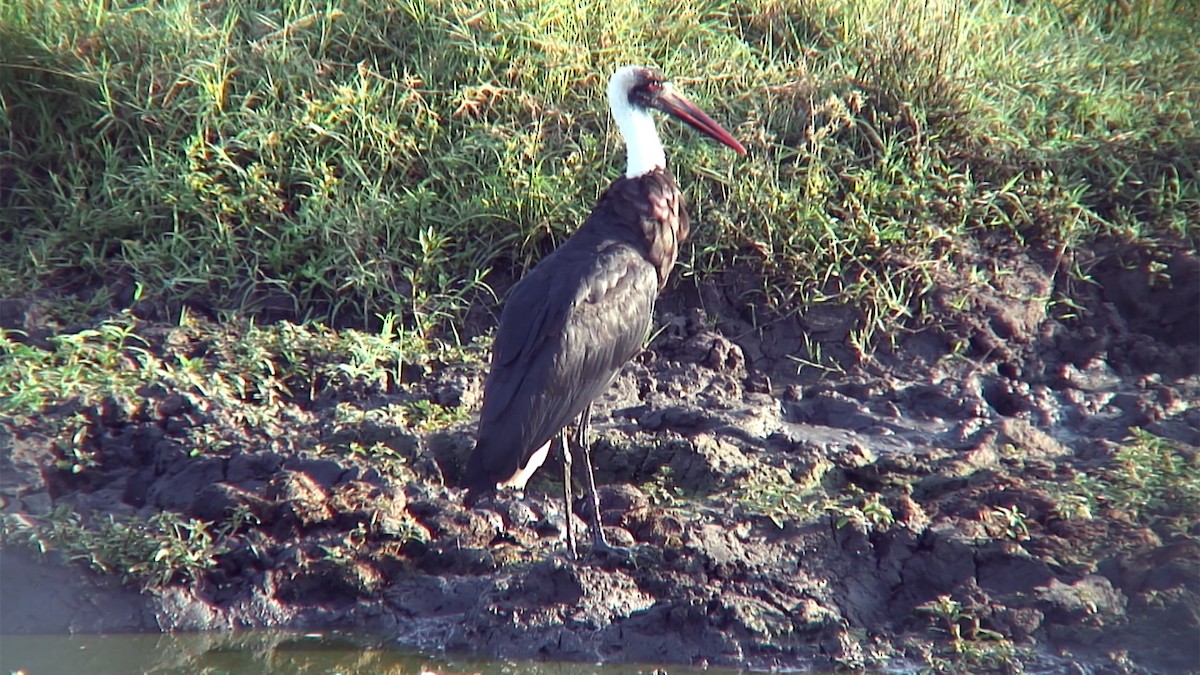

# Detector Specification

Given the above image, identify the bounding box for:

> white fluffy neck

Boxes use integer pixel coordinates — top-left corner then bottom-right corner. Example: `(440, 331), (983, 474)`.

(607, 68), (665, 177)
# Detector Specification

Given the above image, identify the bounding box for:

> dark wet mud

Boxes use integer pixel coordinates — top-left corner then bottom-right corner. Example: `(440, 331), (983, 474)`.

(2, 237), (1197, 672)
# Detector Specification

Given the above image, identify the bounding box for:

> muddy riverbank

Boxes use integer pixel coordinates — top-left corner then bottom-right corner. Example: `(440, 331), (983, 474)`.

(2, 236), (1197, 672)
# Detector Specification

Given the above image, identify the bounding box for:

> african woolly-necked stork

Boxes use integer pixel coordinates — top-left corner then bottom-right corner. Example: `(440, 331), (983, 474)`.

(463, 65), (746, 558)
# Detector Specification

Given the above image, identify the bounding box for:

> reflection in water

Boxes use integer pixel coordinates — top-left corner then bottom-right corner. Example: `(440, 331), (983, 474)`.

(0, 630), (748, 674)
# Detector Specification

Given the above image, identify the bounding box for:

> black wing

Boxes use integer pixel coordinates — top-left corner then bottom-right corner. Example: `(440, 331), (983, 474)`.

(462, 169), (686, 500)
(463, 239), (658, 494)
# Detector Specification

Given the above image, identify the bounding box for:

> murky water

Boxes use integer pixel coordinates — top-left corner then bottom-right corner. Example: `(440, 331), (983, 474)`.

(0, 630), (751, 675)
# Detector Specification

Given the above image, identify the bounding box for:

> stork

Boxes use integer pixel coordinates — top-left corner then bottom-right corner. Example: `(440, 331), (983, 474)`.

(463, 66), (746, 558)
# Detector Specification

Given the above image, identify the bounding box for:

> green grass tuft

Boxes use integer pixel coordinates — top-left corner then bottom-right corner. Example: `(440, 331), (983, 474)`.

(1080, 428), (1200, 540)
(1, 504), (246, 587)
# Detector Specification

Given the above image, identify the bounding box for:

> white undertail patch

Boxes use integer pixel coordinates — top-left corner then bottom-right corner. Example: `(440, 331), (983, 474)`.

(500, 438), (552, 490)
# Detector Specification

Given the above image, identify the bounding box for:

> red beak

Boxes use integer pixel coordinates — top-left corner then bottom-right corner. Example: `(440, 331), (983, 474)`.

(651, 86), (747, 156)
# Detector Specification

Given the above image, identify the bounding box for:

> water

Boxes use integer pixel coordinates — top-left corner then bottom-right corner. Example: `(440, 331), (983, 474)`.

(0, 630), (749, 675)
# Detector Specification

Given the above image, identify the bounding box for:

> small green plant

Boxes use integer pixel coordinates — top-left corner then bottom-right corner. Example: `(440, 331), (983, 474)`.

(989, 505), (1031, 541)
(319, 522), (370, 567)
(827, 487), (896, 532)
(640, 465), (684, 508)
(49, 412), (97, 474)
(734, 477), (824, 529)
(917, 594), (1007, 655)
(919, 595), (971, 643)
(402, 399), (468, 432)
(860, 493), (896, 529)
(832, 503), (885, 532)
(332, 402), (409, 428)
(1051, 493), (1094, 522)
(786, 334), (848, 377)
(341, 441), (417, 482)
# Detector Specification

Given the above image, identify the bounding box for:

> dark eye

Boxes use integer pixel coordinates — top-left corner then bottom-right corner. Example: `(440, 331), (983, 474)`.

(629, 81), (661, 108)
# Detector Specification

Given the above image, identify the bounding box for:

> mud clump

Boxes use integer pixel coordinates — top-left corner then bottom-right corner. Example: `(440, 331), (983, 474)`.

(2, 241), (1198, 672)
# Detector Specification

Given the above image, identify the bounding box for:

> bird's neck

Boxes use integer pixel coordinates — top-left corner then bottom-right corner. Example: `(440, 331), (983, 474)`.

(612, 101), (665, 178)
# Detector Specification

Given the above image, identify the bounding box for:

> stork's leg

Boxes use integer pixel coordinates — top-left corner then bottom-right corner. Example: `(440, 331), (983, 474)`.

(559, 427), (577, 559)
(576, 403), (620, 556)
(568, 405), (638, 564)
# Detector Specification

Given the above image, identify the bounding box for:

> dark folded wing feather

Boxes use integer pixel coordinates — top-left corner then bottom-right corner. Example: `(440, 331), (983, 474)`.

(463, 169), (686, 497)
(465, 242), (657, 490)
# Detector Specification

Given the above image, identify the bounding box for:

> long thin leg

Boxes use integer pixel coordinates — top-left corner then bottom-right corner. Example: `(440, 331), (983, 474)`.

(568, 405), (637, 563)
(559, 427), (577, 559)
(576, 403), (614, 553)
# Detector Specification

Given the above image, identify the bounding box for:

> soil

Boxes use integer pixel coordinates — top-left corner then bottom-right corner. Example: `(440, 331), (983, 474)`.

(1, 234), (1198, 672)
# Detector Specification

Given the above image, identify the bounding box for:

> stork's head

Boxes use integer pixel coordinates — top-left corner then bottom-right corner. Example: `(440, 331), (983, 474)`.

(607, 66), (746, 177)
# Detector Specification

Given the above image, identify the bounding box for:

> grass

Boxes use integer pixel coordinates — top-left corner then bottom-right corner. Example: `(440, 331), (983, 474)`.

(0, 310), (414, 416)
(0, 309), (477, 495)
(1, 0), (1196, 351)
(731, 461), (903, 532)
(0, 316), (151, 414)
(733, 423), (1198, 547)
(0, 504), (250, 587)
(0, 309), (451, 586)
(1079, 428), (1200, 540)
